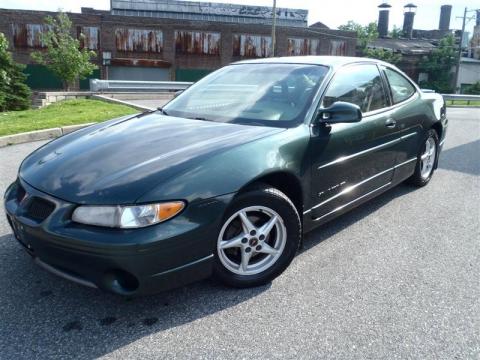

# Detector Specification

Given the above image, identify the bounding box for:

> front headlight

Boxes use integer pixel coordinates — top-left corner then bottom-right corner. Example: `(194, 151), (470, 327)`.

(72, 202), (185, 228)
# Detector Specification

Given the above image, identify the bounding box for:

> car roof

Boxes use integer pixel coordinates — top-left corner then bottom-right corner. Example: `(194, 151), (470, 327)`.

(232, 56), (391, 70)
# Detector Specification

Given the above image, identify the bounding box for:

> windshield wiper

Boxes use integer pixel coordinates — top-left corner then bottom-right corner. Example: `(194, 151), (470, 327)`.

(157, 108), (169, 116)
(188, 116), (214, 122)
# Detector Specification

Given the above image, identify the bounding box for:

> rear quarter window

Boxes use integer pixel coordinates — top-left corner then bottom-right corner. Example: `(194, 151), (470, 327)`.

(384, 68), (416, 104)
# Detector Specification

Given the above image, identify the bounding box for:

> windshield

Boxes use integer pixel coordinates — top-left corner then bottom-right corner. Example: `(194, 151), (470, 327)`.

(163, 63), (329, 127)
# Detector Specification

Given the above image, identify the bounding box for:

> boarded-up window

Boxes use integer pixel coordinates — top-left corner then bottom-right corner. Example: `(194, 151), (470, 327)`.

(115, 28), (163, 53)
(12, 24), (50, 48)
(175, 31), (220, 56)
(287, 38), (319, 56)
(330, 40), (347, 56)
(232, 34), (271, 58)
(77, 26), (99, 50)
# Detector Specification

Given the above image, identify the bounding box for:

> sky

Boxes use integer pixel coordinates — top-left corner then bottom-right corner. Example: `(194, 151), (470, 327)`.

(0, 0), (478, 35)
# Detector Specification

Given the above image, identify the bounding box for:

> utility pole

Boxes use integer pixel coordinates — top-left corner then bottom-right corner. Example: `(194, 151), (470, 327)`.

(271, 0), (277, 57)
(454, 7), (467, 93)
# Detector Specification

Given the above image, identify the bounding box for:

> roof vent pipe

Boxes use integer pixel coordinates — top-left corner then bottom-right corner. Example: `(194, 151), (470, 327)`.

(403, 3), (417, 39)
(377, 3), (392, 38)
(439, 5), (452, 31)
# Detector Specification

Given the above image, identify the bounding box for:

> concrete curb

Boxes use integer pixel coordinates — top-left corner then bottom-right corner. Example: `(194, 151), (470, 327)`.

(90, 94), (155, 112)
(446, 105), (480, 109)
(0, 123), (96, 148)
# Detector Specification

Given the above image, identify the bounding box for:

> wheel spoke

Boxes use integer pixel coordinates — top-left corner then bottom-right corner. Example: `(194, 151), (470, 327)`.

(239, 211), (256, 234)
(258, 215), (278, 238)
(257, 242), (279, 255)
(219, 234), (245, 250)
(240, 250), (252, 271)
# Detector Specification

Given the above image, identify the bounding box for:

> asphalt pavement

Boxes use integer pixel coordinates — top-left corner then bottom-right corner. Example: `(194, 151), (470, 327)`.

(0, 108), (478, 359)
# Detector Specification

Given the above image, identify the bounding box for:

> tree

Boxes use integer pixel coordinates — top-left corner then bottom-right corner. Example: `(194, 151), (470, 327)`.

(338, 21), (378, 49)
(31, 12), (97, 90)
(464, 81), (480, 95)
(0, 32), (31, 111)
(418, 34), (456, 93)
(389, 25), (403, 39)
(364, 47), (402, 64)
(338, 21), (402, 64)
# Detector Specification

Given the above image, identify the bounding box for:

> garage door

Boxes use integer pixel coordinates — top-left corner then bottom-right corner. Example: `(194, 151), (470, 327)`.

(109, 66), (170, 81)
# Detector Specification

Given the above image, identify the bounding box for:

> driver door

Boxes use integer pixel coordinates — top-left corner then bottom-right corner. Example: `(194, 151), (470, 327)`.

(308, 63), (398, 221)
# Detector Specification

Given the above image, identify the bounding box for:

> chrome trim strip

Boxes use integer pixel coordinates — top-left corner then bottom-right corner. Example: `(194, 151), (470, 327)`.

(317, 138), (401, 170)
(305, 167), (393, 214)
(312, 182), (392, 221)
(304, 157), (417, 215)
(396, 157), (417, 168)
(317, 132), (416, 170)
(152, 254), (214, 277)
(401, 132), (417, 140)
(34, 258), (97, 288)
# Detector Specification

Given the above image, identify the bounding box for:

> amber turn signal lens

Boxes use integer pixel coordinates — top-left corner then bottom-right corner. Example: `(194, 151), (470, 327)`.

(157, 202), (185, 221)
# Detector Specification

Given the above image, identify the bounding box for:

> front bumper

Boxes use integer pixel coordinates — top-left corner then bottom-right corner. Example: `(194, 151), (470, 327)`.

(4, 178), (232, 296)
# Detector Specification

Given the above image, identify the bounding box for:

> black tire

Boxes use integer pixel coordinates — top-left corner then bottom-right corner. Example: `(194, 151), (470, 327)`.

(213, 186), (301, 288)
(407, 129), (439, 187)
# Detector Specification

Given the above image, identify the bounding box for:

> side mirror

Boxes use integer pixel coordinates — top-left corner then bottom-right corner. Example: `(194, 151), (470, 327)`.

(316, 101), (362, 124)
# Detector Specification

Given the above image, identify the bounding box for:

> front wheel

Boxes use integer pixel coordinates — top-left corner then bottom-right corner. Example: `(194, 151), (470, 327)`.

(407, 129), (439, 187)
(213, 186), (301, 288)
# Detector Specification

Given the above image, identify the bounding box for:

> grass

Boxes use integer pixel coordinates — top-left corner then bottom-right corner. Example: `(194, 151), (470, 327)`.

(446, 100), (480, 106)
(0, 99), (138, 136)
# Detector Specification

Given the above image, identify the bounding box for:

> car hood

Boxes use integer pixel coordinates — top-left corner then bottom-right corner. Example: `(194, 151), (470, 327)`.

(20, 113), (284, 204)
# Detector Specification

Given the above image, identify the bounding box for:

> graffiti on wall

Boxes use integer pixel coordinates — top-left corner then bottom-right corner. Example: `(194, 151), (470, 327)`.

(175, 31), (220, 55)
(115, 28), (163, 53)
(287, 38), (320, 56)
(77, 26), (99, 50)
(330, 40), (347, 56)
(232, 34), (271, 58)
(12, 24), (50, 48)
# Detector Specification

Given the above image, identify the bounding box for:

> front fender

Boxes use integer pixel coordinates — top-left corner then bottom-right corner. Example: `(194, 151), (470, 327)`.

(136, 125), (311, 204)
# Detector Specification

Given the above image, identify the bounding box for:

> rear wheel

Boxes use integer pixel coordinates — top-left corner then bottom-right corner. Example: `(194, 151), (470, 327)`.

(213, 186), (301, 288)
(407, 129), (439, 187)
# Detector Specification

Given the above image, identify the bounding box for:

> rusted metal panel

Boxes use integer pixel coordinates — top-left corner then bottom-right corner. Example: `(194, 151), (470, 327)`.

(330, 40), (347, 56)
(11, 23), (50, 48)
(232, 34), (271, 58)
(111, 0), (308, 24)
(175, 31), (220, 56)
(287, 38), (320, 56)
(110, 58), (171, 68)
(115, 28), (163, 53)
(77, 26), (99, 50)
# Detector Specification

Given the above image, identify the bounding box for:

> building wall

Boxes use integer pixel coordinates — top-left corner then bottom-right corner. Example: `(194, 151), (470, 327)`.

(0, 8), (357, 89)
(457, 60), (480, 92)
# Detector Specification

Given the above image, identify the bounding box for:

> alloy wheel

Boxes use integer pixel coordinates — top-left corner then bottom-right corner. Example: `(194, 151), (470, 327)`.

(420, 136), (436, 180)
(217, 206), (287, 276)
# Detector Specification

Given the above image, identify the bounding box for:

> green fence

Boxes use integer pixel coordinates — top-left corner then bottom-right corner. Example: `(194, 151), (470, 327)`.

(175, 68), (212, 82)
(23, 65), (100, 90)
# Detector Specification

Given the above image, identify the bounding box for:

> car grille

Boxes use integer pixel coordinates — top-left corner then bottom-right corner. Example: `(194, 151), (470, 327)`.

(26, 197), (55, 221)
(16, 182), (26, 203)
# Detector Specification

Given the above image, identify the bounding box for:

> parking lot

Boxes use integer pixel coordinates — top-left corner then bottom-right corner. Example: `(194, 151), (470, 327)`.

(0, 107), (478, 359)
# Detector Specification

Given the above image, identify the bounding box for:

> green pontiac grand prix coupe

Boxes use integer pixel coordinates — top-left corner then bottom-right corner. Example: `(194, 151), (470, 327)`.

(4, 56), (447, 295)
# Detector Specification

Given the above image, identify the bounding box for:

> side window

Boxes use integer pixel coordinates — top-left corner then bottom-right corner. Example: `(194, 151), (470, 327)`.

(384, 68), (416, 104)
(322, 64), (388, 113)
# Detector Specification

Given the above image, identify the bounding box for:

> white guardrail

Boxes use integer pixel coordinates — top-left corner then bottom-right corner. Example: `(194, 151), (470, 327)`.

(89, 79), (193, 92)
(89, 80), (480, 103)
(441, 94), (480, 105)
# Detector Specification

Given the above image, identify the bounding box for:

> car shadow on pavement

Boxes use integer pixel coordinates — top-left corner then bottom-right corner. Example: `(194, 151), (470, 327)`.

(0, 183), (418, 358)
(437, 139), (480, 176)
(0, 235), (270, 358)
(301, 183), (416, 253)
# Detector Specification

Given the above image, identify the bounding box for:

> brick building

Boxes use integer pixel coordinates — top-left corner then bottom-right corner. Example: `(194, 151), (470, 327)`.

(0, 0), (357, 90)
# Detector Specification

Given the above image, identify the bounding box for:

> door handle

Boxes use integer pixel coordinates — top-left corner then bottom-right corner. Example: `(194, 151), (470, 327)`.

(385, 118), (396, 128)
